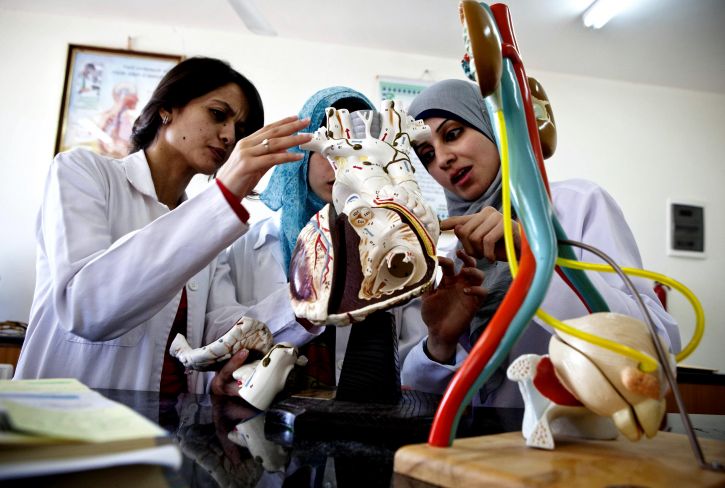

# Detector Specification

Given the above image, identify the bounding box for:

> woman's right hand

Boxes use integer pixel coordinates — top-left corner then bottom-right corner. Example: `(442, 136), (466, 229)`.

(441, 206), (521, 263)
(216, 116), (313, 198)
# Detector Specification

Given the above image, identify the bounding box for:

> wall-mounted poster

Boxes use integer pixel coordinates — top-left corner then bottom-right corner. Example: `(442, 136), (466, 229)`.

(377, 75), (448, 220)
(55, 45), (182, 158)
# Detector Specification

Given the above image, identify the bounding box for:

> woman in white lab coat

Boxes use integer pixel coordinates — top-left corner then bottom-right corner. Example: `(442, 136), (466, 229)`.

(400, 79), (680, 406)
(227, 86), (428, 385)
(14, 57), (317, 395)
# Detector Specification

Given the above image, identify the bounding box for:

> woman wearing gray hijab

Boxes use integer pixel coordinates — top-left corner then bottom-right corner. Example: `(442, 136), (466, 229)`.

(401, 79), (680, 407)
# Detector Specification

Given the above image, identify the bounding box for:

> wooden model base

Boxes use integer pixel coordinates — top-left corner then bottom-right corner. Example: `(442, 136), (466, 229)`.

(394, 431), (725, 487)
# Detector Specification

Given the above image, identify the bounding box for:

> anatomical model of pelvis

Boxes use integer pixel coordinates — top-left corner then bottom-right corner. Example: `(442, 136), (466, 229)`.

(227, 413), (289, 472)
(290, 100), (440, 326)
(507, 312), (674, 450)
(234, 342), (308, 410)
(170, 316), (306, 410)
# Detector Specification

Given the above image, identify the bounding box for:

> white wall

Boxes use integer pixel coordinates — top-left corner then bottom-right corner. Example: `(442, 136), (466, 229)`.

(540, 73), (725, 371)
(1, 9), (723, 371)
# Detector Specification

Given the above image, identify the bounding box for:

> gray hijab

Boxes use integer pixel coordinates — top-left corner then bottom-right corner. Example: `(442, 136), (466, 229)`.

(408, 79), (502, 217)
(409, 79), (512, 355)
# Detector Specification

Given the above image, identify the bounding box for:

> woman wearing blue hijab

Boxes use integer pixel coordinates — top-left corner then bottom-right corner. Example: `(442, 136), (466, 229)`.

(260, 87), (375, 270)
(227, 86), (428, 385)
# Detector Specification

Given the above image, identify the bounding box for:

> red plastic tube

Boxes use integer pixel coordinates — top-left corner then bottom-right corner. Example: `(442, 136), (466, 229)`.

(492, 3), (551, 196)
(428, 233), (536, 446)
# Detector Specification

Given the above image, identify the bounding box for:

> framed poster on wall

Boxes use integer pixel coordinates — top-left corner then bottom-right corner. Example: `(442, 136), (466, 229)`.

(377, 75), (448, 220)
(378, 75), (434, 107)
(55, 44), (182, 158)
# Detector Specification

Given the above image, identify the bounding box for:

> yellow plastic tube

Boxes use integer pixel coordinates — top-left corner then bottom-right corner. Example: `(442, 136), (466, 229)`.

(497, 109), (659, 372)
(556, 258), (704, 363)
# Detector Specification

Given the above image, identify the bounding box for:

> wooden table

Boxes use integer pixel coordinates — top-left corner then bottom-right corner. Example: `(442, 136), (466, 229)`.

(395, 431), (725, 487)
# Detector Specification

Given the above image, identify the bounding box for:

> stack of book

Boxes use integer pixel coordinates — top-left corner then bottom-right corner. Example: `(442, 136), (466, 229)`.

(0, 378), (181, 481)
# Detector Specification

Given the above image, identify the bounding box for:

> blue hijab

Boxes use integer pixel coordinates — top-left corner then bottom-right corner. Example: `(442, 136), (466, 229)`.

(260, 86), (374, 275)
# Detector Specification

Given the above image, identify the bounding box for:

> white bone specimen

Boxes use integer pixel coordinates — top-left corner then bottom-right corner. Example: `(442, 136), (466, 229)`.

(170, 321), (305, 411)
(169, 316), (273, 370)
(227, 413), (289, 472)
(237, 342), (307, 411)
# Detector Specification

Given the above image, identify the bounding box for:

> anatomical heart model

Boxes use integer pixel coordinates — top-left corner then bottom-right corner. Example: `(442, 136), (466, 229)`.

(290, 100), (440, 326)
(169, 102), (439, 409)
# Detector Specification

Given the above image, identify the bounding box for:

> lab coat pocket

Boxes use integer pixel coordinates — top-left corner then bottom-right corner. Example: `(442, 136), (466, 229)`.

(63, 323), (147, 347)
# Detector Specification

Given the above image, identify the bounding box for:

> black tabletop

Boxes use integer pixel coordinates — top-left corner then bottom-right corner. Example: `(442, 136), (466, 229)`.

(95, 388), (724, 488)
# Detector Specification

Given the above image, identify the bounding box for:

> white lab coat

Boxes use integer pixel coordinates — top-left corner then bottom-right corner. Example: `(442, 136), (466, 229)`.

(15, 149), (317, 392)
(226, 215), (428, 384)
(401, 179), (681, 407)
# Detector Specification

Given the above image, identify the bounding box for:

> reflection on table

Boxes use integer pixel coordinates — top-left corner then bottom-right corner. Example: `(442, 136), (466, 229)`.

(96, 388), (724, 487)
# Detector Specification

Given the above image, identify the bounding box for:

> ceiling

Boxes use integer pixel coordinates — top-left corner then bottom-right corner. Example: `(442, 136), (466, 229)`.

(2, 0), (724, 94)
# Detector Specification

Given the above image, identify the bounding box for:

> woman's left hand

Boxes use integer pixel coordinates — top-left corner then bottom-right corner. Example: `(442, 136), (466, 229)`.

(441, 206), (521, 262)
(210, 348), (250, 396)
(216, 116), (313, 198)
(421, 250), (486, 363)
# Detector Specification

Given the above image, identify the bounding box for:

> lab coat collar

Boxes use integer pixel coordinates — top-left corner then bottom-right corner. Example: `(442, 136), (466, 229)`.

(253, 214), (281, 251)
(121, 150), (188, 205)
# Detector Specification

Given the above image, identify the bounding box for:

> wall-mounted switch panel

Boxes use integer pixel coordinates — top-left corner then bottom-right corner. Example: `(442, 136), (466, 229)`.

(667, 199), (705, 258)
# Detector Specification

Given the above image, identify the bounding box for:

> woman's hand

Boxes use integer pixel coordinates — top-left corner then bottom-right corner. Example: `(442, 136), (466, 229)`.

(216, 116), (313, 198)
(441, 207), (521, 262)
(422, 250), (486, 363)
(210, 348), (250, 396)
(210, 393), (259, 466)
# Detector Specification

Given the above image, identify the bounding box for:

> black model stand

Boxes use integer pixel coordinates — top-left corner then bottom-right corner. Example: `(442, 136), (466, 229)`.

(335, 310), (401, 405)
(266, 310), (446, 444)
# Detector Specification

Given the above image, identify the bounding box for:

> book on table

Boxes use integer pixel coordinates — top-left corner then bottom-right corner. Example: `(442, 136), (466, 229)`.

(0, 378), (181, 480)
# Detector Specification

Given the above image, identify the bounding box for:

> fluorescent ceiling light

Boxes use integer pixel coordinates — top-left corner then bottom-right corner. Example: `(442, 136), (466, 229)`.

(582, 0), (632, 29)
(228, 0), (277, 36)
